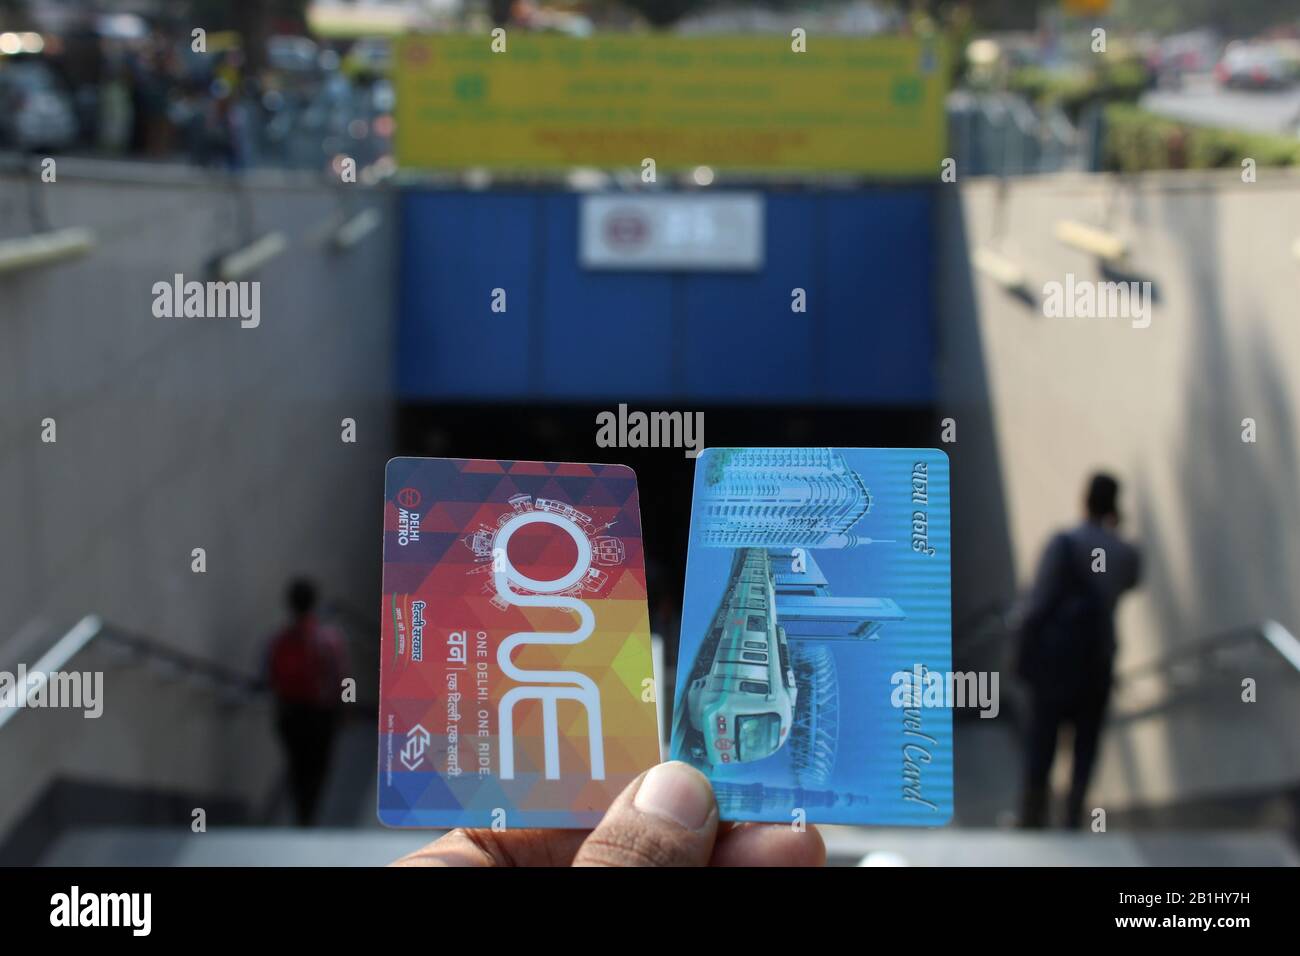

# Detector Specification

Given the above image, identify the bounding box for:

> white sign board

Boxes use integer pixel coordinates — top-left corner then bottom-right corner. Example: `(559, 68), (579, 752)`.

(579, 194), (764, 272)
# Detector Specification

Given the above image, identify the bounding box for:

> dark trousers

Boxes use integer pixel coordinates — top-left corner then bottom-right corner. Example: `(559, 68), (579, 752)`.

(1020, 673), (1112, 829)
(276, 703), (339, 826)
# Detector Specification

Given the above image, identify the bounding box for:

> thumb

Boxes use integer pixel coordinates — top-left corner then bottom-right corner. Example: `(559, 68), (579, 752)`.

(572, 761), (719, 867)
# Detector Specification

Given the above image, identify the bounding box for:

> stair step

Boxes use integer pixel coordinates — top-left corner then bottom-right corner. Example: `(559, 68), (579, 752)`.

(38, 825), (1299, 867)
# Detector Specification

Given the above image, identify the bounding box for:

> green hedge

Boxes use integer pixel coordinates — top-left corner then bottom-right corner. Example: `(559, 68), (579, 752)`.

(1008, 59), (1148, 121)
(1103, 102), (1300, 172)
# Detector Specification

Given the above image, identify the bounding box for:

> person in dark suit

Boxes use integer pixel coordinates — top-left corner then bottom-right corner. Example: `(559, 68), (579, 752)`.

(1017, 473), (1141, 828)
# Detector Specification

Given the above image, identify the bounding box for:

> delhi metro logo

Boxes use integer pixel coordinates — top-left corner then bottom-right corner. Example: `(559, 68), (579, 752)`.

(492, 509), (605, 781)
(603, 209), (649, 249)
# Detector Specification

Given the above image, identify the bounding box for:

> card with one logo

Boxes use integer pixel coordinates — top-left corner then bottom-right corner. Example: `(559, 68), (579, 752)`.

(670, 448), (953, 826)
(379, 457), (661, 828)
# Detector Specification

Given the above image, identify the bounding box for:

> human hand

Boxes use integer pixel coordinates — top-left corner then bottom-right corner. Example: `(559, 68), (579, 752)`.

(393, 760), (825, 867)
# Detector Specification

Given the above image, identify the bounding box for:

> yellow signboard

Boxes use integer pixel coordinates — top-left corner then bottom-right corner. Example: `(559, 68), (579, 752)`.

(394, 34), (947, 176)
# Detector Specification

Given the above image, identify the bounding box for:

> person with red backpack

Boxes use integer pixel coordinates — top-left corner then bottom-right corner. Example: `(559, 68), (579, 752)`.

(268, 579), (349, 825)
(1016, 473), (1141, 829)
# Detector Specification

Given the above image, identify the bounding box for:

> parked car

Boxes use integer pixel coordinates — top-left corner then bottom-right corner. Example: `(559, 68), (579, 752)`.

(1215, 43), (1293, 90)
(0, 57), (78, 150)
(1150, 29), (1221, 88)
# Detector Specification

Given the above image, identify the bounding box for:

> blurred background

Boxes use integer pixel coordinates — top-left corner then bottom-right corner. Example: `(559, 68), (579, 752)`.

(2, 0), (1299, 866)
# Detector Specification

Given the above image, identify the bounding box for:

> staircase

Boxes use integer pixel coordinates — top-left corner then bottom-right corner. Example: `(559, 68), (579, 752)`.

(10, 615), (1300, 867)
(37, 825), (1297, 867)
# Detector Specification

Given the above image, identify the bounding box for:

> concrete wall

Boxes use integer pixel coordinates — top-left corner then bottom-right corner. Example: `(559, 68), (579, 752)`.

(0, 161), (394, 835)
(939, 170), (1300, 811)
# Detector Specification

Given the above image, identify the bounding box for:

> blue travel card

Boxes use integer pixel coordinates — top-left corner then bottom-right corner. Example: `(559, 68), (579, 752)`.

(670, 448), (953, 826)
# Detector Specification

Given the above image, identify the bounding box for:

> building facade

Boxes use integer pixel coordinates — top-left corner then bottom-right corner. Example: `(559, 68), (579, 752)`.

(698, 448), (872, 548)
(769, 548), (906, 641)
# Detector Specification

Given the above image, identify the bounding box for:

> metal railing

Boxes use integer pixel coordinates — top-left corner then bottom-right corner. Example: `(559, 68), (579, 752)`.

(1109, 620), (1300, 722)
(0, 603), (384, 733)
(947, 91), (1083, 178)
(0, 615), (266, 733)
(949, 601), (1300, 727)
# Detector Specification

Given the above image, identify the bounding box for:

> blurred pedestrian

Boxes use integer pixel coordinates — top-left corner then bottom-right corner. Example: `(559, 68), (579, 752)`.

(97, 64), (133, 155)
(168, 81), (207, 165)
(267, 578), (349, 826)
(1015, 472), (1140, 829)
(206, 52), (252, 171)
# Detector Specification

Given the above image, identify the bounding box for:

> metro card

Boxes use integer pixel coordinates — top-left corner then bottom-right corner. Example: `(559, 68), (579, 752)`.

(378, 457), (661, 828)
(670, 448), (953, 826)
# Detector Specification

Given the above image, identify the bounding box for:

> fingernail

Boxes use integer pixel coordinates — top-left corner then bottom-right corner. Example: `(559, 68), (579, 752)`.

(633, 761), (714, 831)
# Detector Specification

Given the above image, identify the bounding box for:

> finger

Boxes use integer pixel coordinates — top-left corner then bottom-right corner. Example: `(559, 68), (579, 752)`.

(572, 761), (718, 867)
(709, 822), (826, 867)
(392, 827), (590, 867)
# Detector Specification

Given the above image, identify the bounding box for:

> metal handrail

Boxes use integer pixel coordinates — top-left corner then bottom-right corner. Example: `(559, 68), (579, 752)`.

(0, 600), (387, 734)
(323, 601), (380, 645)
(954, 600), (1014, 650)
(1262, 620), (1300, 673)
(1108, 620), (1300, 723)
(0, 615), (266, 732)
(98, 623), (266, 692)
(0, 615), (104, 731)
(953, 597), (1300, 687)
(1113, 620), (1300, 687)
